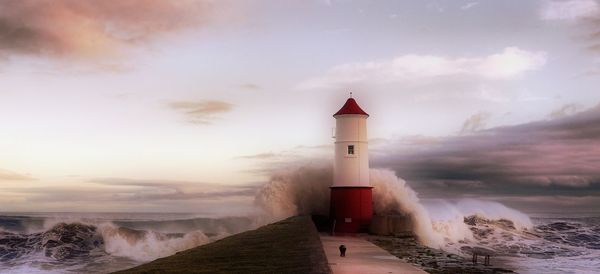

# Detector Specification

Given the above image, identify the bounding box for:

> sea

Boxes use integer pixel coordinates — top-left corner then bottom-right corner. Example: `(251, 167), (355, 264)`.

(476, 212), (600, 274)
(0, 212), (599, 273)
(0, 212), (255, 273)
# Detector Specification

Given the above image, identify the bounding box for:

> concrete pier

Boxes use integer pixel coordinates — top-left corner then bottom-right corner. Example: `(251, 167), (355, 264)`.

(320, 235), (427, 274)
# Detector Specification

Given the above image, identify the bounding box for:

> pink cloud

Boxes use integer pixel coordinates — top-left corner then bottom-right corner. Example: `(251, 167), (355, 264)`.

(0, 0), (215, 60)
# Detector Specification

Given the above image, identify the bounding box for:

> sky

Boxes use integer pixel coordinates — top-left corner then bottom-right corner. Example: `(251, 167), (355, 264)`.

(1, 0), (600, 214)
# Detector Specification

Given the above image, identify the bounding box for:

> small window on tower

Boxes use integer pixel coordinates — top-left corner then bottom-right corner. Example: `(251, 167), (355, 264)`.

(347, 145), (355, 155)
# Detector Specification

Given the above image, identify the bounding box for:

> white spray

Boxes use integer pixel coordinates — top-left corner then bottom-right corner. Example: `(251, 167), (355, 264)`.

(254, 164), (332, 223)
(255, 165), (532, 249)
(98, 224), (210, 261)
(369, 169), (473, 247)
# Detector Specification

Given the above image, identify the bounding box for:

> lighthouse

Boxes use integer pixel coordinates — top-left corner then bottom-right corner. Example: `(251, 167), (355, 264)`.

(330, 96), (372, 233)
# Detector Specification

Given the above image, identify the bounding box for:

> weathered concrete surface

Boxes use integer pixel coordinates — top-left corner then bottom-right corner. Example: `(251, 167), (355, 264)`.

(320, 234), (427, 274)
(114, 216), (331, 274)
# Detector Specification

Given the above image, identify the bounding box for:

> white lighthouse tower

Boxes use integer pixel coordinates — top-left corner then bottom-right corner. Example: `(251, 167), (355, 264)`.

(330, 95), (373, 233)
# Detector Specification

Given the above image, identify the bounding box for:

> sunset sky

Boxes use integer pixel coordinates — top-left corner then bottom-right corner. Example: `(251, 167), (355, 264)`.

(1, 0), (600, 214)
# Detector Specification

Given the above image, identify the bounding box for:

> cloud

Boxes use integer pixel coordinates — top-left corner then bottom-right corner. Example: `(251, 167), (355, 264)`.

(460, 112), (491, 133)
(541, 0), (600, 60)
(548, 103), (583, 119)
(96, 178), (257, 201)
(300, 47), (547, 89)
(240, 83), (261, 90)
(583, 13), (600, 53)
(236, 153), (278, 160)
(92, 178), (256, 201)
(373, 103), (600, 198)
(541, 0), (600, 21)
(0, 0), (214, 60)
(0, 169), (34, 181)
(169, 100), (234, 125)
(461, 2), (479, 10)
(0, 177), (258, 212)
(238, 147), (334, 177)
(12, 178), (258, 203)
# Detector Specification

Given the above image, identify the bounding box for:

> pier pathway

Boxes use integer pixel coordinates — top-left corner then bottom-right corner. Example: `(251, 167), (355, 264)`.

(320, 235), (427, 274)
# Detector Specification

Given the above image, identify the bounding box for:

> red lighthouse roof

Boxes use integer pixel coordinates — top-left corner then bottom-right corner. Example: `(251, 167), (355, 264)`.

(334, 98), (369, 117)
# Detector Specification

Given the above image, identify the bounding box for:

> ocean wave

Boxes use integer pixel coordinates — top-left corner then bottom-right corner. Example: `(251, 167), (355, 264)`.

(0, 216), (237, 273)
(0, 223), (102, 262)
(99, 223), (209, 261)
(445, 214), (600, 257)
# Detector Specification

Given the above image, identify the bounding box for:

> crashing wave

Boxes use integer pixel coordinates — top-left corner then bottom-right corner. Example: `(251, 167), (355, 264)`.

(0, 223), (102, 262)
(99, 223), (209, 261)
(0, 221), (210, 264)
(255, 165), (535, 249)
(0, 215), (259, 273)
(464, 215), (517, 230)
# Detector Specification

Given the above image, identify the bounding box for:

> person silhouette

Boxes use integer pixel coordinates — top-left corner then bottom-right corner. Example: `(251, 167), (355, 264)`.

(339, 244), (347, 257)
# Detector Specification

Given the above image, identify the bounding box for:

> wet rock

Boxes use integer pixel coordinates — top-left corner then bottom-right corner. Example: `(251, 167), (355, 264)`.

(368, 235), (514, 274)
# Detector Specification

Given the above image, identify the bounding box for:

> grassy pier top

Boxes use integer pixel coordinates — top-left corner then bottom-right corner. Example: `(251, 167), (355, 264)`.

(114, 216), (331, 274)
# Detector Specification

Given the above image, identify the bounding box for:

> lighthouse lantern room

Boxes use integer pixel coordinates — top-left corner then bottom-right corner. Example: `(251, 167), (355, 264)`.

(330, 96), (373, 233)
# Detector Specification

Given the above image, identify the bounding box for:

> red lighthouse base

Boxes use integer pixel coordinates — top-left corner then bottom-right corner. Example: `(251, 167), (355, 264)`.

(330, 186), (373, 233)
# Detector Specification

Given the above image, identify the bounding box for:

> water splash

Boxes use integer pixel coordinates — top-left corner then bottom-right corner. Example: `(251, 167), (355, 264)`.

(255, 165), (531, 249)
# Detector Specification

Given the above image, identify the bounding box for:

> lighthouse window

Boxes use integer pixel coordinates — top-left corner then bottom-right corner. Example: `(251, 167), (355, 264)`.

(347, 145), (355, 155)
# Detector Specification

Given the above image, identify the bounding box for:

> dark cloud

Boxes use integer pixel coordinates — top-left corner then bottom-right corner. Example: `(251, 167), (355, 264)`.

(0, 0), (214, 60)
(0, 169), (35, 181)
(373, 104), (600, 202)
(169, 100), (234, 125)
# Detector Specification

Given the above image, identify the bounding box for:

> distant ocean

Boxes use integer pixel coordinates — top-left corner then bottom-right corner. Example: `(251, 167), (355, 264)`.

(0, 213), (255, 273)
